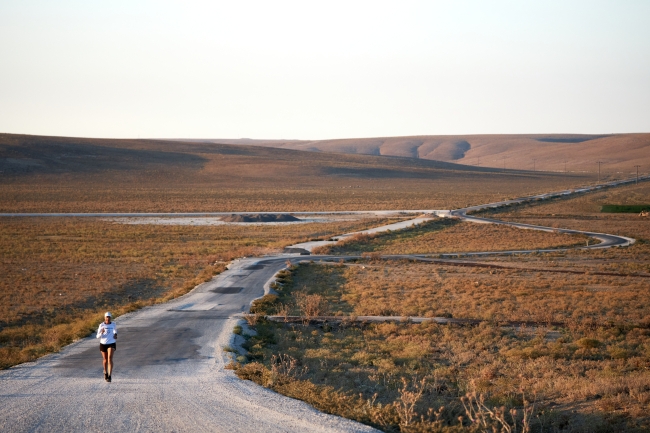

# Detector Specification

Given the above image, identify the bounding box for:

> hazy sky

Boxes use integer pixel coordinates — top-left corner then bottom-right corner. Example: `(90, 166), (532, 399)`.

(1, 1), (648, 139)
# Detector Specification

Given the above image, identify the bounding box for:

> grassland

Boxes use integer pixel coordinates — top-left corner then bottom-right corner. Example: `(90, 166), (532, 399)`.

(233, 182), (650, 432)
(196, 133), (650, 173)
(476, 181), (650, 277)
(312, 219), (591, 256)
(0, 134), (595, 213)
(236, 259), (650, 432)
(0, 216), (394, 369)
(3, 133), (648, 429)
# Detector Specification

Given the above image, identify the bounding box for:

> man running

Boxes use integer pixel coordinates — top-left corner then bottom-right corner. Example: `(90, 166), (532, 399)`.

(96, 312), (117, 382)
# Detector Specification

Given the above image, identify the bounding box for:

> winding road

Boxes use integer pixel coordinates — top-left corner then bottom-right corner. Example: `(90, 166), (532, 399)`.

(0, 176), (646, 432)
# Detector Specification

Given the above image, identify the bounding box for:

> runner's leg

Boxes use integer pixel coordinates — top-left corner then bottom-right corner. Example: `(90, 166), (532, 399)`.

(106, 347), (114, 377)
(101, 350), (108, 374)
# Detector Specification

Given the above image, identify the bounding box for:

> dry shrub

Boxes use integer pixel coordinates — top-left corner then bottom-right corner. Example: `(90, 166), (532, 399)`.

(250, 294), (279, 315)
(461, 392), (534, 433)
(394, 377), (427, 429)
(236, 361), (403, 431)
(295, 293), (328, 320)
(244, 313), (262, 327)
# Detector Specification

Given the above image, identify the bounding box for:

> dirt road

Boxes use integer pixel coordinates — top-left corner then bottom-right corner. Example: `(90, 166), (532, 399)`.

(0, 257), (379, 432)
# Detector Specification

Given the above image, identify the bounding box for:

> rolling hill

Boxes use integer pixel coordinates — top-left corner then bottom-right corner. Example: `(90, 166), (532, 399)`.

(0, 133), (595, 213)
(186, 133), (650, 175)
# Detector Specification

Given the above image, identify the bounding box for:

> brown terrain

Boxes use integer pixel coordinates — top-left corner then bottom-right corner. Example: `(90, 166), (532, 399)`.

(237, 181), (650, 432)
(190, 133), (650, 174)
(0, 133), (597, 213)
(2, 132), (649, 431)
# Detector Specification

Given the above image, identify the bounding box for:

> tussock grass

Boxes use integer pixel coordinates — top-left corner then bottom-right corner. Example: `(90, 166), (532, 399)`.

(236, 261), (650, 431)
(235, 183), (650, 431)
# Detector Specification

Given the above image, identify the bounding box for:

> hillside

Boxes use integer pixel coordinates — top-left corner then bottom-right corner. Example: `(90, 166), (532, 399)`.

(1, 133), (593, 213)
(189, 133), (650, 175)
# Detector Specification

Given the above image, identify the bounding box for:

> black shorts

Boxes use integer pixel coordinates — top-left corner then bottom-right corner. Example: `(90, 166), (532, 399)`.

(99, 343), (116, 352)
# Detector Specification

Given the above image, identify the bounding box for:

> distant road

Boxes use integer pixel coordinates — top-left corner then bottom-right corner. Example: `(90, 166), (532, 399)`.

(447, 175), (647, 253)
(0, 175), (646, 432)
(0, 210), (436, 217)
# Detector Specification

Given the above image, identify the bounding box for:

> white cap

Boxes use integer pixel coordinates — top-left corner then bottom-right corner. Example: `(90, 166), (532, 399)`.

(104, 312), (112, 317)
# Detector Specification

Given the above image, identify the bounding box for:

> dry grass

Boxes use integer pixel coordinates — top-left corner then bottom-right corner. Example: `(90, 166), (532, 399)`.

(0, 215), (391, 369)
(0, 134), (593, 213)
(233, 182), (650, 432)
(313, 219), (591, 255)
(236, 261), (650, 432)
(202, 133), (650, 173)
(292, 261), (650, 325)
(475, 181), (650, 276)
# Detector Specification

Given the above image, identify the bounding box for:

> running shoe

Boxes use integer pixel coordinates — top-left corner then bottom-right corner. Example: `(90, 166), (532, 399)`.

(104, 372), (108, 381)
(108, 375), (112, 383)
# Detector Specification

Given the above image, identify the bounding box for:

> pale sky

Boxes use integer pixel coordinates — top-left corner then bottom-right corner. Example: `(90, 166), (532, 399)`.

(1, 1), (648, 139)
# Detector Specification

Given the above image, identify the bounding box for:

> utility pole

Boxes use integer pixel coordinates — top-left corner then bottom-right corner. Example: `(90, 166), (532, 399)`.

(564, 159), (567, 173)
(532, 158), (537, 172)
(635, 165), (641, 184)
(503, 156), (506, 172)
(477, 156), (480, 167)
(597, 161), (603, 183)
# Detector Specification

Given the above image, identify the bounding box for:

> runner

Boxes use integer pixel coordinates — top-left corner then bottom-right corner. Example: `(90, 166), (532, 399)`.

(96, 312), (117, 382)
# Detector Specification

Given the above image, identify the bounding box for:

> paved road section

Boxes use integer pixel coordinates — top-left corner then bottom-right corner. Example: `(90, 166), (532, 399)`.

(1, 175), (646, 432)
(0, 257), (379, 433)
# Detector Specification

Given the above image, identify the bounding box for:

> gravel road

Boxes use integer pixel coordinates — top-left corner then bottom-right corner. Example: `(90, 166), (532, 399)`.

(0, 257), (379, 433)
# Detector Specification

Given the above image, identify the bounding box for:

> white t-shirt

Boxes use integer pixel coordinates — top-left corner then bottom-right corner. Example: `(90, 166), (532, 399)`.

(96, 322), (117, 345)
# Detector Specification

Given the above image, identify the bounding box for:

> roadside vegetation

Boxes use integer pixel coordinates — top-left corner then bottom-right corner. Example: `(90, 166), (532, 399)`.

(312, 218), (592, 256)
(0, 215), (394, 369)
(601, 205), (650, 214)
(478, 181), (650, 276)
(233, 182), (650, 432)
(235, 260), (650, 432)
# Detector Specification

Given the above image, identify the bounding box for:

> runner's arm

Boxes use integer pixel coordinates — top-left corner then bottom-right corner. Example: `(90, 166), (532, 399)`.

(96, 324), (104, 339)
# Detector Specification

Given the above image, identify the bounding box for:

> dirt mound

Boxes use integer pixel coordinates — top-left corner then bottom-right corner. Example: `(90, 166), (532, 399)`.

(220, 214), (300, 223)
